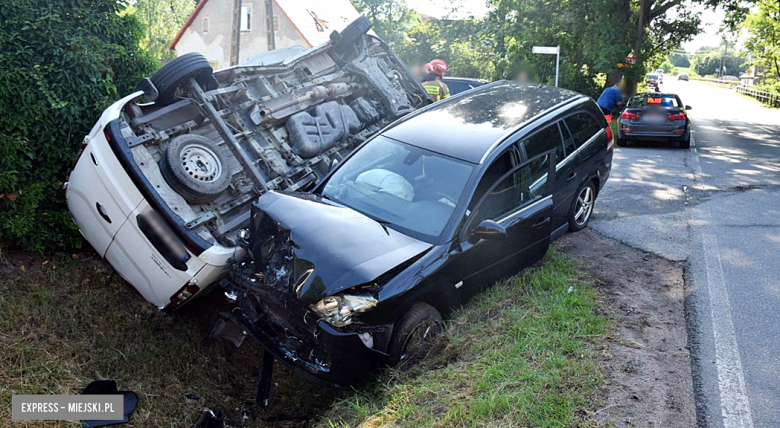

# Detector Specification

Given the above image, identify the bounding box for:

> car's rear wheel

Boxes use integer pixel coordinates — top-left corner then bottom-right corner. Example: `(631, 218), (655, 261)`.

(160, 134), (231, 204)
(387, 302), (442, 368)
(568, 181), (597, 232)
(616, 138), (627, 147)
(680, 136), (690, 149)
(150, 53), (217, 107)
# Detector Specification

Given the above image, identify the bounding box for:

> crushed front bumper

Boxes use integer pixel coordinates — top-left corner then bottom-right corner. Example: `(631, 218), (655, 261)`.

(222, 270), (391, 388)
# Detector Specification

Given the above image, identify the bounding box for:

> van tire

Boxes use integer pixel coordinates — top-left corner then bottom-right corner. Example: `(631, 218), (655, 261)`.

(332, 17), (372, 52)
(387, 302), (442, 368)
(151, 53), (216, 107)
(160, 134), (231, 204)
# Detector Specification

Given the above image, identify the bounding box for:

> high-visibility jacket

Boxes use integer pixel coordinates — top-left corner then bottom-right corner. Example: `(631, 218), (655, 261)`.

(421, 78), (450, 102)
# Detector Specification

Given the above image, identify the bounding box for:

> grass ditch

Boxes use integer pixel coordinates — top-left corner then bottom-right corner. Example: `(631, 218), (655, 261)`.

(319, 247), (608, 427)
(1, 245), (607, 426)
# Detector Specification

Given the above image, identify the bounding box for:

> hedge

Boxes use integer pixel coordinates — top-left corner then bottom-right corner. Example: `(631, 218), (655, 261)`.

(0, 0), (158, 251)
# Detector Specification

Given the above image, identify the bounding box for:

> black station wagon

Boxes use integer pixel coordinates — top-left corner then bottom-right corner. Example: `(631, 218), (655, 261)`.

(221, 81), (614, 391)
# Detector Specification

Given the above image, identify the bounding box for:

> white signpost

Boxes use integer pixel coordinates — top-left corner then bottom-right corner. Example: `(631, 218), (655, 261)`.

(532, 45), (560, 87)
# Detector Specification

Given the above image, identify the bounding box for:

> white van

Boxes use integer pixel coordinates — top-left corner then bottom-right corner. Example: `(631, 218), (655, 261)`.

(65, 18), (430, 308)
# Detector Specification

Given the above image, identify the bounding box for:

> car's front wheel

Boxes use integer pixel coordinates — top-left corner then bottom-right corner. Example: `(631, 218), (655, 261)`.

(568, 181), (597, 232)
(387, 302), (442, 368)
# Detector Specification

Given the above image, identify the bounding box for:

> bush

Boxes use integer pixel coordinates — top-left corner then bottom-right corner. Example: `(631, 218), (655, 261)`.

(0, 0), (157, 251)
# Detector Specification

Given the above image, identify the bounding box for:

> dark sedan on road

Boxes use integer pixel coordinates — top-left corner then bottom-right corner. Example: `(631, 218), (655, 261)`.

(617, 92), (692, 148)
(678, 73), (689, 81)
(222, 81), (614, 388)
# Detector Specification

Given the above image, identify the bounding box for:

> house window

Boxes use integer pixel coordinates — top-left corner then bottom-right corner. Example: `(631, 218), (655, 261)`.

(273, 15), (279, 32)
(240, 5), (252, 32)
(202, 17), (209, 34)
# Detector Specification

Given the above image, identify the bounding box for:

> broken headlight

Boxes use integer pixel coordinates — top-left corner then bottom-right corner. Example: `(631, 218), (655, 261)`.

(310, 294), (378, 327)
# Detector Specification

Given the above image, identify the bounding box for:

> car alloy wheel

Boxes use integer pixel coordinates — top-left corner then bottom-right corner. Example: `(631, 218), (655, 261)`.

(574, 186), (594, 226)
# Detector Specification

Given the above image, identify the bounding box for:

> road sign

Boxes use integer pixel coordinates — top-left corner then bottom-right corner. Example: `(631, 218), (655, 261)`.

(532, 46), (559, 54)
(532, 46), (561, 87)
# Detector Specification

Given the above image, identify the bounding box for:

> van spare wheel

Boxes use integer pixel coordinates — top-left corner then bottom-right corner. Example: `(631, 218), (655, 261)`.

(160, 134), (231, 204)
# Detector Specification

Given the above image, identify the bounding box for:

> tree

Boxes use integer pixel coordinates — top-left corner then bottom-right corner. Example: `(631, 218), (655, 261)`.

(670, 52), (691, 67)
(0, 0), (157, 250)
(135, 0), (196, 60)
(742, 0), (780, 80)
(351, 0), (418, 49)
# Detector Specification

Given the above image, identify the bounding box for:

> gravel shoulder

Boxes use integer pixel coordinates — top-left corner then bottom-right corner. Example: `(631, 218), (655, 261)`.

(560, 229), (696, 427)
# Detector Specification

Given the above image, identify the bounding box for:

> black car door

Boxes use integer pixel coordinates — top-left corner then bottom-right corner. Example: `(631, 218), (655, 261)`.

(521, 122), (576, 232)
(446, 150), (556, 305)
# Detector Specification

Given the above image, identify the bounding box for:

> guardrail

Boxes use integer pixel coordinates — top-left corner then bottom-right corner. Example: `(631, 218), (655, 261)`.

(735, 85), (780, 108)
(687, 76), (740, 87)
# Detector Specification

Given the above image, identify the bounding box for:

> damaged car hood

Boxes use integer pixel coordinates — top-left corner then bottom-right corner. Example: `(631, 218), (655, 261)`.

(249, 191), (432, 303)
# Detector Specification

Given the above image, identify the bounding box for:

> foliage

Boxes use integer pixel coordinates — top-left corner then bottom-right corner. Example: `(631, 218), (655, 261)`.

(670, 52), (691, 67)
(134, 0), (196, 61)
(742, 0), (780, 80)
(0, 0), (157, 251)
(691, 43), (748, 76)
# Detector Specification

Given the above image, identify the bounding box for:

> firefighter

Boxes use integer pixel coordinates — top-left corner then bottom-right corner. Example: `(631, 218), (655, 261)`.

(421, 59), (450, 102)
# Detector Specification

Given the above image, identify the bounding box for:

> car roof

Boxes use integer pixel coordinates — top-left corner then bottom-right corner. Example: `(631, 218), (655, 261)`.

(384, 81), (585, 163)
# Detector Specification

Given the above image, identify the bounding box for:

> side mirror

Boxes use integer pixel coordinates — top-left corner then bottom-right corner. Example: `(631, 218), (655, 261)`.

(685, 105), (692, 110)
(469, 219), (507, 242)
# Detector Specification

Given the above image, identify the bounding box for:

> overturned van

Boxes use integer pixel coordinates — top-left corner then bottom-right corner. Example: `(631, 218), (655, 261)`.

(65, 17), (430, 308)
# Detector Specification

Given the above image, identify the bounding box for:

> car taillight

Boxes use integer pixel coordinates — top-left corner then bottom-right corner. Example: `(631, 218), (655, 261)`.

(668, 112), (686, 121)
(169, 279), (200, 307)
(621, 111), (640, 120)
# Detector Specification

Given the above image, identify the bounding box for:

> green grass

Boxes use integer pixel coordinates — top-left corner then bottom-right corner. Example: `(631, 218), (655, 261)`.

(0, 252), (337, 426)
(318, 247), (608, 427)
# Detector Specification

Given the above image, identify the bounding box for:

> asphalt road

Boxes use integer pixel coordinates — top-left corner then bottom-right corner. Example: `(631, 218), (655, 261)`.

(590, 79), (780, 428)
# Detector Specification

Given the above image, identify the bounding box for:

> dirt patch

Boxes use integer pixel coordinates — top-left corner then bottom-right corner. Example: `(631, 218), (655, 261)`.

(559, 229), (696, 427)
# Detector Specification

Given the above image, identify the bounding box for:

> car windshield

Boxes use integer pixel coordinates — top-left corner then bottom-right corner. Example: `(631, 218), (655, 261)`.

(647, 74), (659, 80)
(320, 136), (475, 243)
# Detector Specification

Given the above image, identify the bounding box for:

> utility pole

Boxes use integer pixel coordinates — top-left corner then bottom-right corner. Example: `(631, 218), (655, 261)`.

(266, 0), (276, 51)
(231, 0), (243, 65)
(719, 35), (729, 78)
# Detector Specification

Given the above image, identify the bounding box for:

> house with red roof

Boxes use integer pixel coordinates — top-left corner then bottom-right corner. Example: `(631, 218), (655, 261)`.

(169, 0), (365, 69)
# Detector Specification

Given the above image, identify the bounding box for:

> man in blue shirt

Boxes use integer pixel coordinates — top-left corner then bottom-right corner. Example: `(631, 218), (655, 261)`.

(597, 82), (624, 115)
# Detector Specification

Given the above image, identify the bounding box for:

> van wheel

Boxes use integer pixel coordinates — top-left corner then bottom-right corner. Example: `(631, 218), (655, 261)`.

(160, 134), (231, 204)
(150, 53), (217, 107)
(387, 302), (442, 368)
(568, 181), (597, 232)
(330, 17), (372, 52)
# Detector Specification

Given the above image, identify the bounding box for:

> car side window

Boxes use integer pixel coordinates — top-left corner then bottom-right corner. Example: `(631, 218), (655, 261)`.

(560, 122), (578, 156)
(564, 113), (602, 148)
(468, 150), (515, 210)
(471, 153), (551, 225)
(523, 123), (565, 162)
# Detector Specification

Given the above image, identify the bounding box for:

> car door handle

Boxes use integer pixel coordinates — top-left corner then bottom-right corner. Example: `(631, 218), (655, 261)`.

(95, 202), (111, 224)
(566, 171), (577, 182)
(532, 217), (550, 229)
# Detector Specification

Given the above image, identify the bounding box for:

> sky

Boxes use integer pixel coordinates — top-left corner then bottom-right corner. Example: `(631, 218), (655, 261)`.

(409, 0), (740, 53)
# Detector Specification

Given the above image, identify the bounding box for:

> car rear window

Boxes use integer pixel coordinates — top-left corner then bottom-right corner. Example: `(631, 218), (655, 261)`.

(627, 94), (682, 108)
(564, 113), (602, 148)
